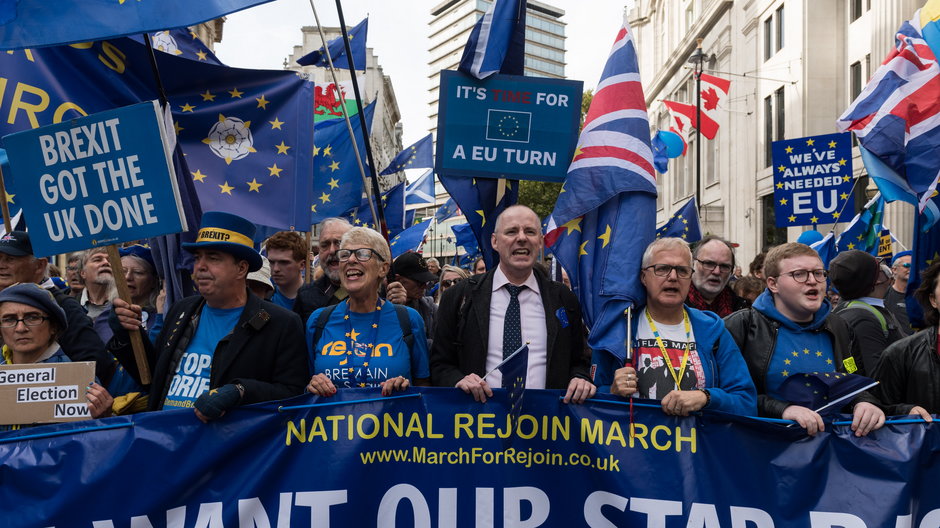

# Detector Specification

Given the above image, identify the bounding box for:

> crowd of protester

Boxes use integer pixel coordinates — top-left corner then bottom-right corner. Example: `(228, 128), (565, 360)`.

(1, 206), (936, 437)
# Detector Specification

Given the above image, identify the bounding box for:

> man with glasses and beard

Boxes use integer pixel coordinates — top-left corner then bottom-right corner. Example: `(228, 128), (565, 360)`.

(725, 243), (885, 437)
(686, 236), (749, 317)
(294, 218), (353, 324)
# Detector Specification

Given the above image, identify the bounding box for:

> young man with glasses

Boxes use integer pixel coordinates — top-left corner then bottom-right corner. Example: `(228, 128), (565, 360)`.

(593, 237), (757, 416)
(884, 251), (913, 333)
(686, 236), (749, 317)
(725, 243), (884, 437)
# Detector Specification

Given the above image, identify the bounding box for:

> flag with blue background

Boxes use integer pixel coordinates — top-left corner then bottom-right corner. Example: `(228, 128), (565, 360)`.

(310, 102), (376, 224)
(296, 17), (368, 69)
(656, 198), (701, 243)
(380, 134), (433, 176)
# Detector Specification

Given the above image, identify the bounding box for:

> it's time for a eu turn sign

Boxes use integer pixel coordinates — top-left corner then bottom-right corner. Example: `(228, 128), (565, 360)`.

(436, 70), (582, 183)
(772, 132), (855, 228)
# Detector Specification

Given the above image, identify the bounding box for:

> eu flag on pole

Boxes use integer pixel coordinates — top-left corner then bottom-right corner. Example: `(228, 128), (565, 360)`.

(343, 182), (407, 237)
(0, 0), (275, 50)
(311, 101), (377, 224)
(380, 134), (433, 175)
(656, 198), (701, 242)
(132, 28), (225, 66)
(406, 169), (436, 205)
(457, 0), (526, 79)
(439, 174), (520, 268)
(296, 17), (368, 70)
(452, 222), (481, 258)
(389, 220), (432, 259)
(545, 18), (657, 361)
(837, 14), (940, 221)
(434, 198), (459, 223)
(835, 193), (884, 254)
(907, 192), (940, 328)
(810, 232), (838, 269)
(778, 372), (877, 415)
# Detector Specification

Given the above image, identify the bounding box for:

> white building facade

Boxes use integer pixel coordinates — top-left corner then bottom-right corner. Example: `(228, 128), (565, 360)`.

(631, 0), (920, 264)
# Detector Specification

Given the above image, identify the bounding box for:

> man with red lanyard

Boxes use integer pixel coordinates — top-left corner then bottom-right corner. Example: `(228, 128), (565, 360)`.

(592, 237), (757, 416)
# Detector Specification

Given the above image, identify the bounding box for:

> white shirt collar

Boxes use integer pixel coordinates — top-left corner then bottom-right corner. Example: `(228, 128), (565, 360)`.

(491, 266), (540, 295)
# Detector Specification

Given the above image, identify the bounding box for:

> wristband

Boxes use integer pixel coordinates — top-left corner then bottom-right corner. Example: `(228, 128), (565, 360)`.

(699, 388), (711, 408)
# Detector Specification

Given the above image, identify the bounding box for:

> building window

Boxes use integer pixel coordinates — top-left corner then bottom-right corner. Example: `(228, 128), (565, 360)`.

(764, 4), (785, 61)
(761, 194), (787, 248)
(775, 86), (785, 144)
(775, 5), (784, 51)
(764, 95), (773, 167)
(763, 17), (773, 61)
(706, 134), (718, 186)
(850, 61), (862, 101)
(850, 0), (865, 22)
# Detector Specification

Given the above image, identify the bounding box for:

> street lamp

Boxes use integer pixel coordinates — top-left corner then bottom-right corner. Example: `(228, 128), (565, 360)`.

(687, 38), (706, 218)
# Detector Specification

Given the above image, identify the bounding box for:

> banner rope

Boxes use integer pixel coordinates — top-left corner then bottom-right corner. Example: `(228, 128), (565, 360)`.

(0, 422), (132, 444)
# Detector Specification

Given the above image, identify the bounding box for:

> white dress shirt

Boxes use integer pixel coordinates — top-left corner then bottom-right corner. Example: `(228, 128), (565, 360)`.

(485, 267), (547, 388)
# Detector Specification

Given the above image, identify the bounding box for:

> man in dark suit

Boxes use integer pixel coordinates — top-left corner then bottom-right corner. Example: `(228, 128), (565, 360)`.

(431, 205), (595, 404)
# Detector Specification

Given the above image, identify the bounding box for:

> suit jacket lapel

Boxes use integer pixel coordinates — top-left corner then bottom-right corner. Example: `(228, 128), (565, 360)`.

(536, 271), (559, 363)
(474, 272), (494, 361)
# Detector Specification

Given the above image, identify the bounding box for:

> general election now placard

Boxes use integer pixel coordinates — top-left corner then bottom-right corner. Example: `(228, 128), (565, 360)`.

(436, 70), (582, 183)
(1, 101), (186, 256)
(0, 361), (94, 425)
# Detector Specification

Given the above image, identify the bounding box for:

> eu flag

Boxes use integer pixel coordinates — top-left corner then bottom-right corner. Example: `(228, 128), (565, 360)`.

(452, 222), (481, 258)
(835, 193), (884, 254)
(485, 110), (532, 143)
(311, 101), (377, 224)
(296, 17), (368, 70)
(131, 28), (225, 66)
(434, 198), (459, 223)
(0, 0), (275, 50)
(343, 182), (407, 237)
(389, 219), (432, 259)
(380, 134), (433, 175)
(457, 0), (526, 79)
(907, 192), (940, 328)
(655, 197), (701, 242)
(778, 372), (877, 414)
(546, 19), (657, 361)
(438, 174), (519, 268)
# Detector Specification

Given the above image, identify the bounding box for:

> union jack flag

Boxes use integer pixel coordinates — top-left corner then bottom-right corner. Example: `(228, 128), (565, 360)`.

(837, 14), (940, 217)
(546, 18), (656, 361)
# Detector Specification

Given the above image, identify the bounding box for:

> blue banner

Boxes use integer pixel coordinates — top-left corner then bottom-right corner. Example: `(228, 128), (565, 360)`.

(1, 388), (937, 527)
(436, 71), (582, 183)
(772, 132), (855, 228)
(2, 101), (184, 256)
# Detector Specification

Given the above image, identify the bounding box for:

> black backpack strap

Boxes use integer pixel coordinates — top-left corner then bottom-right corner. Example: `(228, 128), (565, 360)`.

(393, 304), (414, 355)
(310, 304), (339, 355)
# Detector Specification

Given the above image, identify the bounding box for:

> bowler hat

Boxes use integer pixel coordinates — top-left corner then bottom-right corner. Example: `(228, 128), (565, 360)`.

(181, 212), (263, 271)
(0, 283), (68, 330)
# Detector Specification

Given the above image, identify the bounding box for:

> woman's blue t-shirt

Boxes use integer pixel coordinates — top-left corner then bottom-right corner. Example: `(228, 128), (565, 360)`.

(306, 301), (429, 388)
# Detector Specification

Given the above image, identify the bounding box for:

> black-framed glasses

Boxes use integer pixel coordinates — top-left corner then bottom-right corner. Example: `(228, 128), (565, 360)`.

(0, 314), (49, 328)
(779, 269), (828, 283)
(695, 258), (733, 273)
(441, 278), (462, 288)
(336, 248), (385, 263)
(643, 264), (693, 279)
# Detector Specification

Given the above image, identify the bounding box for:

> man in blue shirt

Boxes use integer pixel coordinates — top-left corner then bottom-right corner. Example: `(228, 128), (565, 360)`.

(264, 230), (307, 309)
(108, 212), (309, 422)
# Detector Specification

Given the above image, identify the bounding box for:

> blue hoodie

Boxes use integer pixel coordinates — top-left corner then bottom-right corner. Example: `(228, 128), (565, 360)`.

(593, 306), (757, 416)
(751, 290), (836, 399)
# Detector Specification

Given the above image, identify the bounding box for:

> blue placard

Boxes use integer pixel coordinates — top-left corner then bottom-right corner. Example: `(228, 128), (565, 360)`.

(772, 132), (855, 228)
(436, 70), (583, 183)
(2, 101), (185, 256)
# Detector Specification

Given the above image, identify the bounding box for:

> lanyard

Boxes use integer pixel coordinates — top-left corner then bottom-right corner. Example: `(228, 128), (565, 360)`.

(645, 308), (692, 391)
(344, 299), (383, 386)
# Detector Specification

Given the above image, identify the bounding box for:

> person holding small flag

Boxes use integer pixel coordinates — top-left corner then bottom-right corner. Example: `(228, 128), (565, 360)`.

(594, 238), (756, 416)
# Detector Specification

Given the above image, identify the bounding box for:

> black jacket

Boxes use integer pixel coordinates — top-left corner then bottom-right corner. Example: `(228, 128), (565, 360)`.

(873, 327), (940, 416)
(431, 267), (590, 389)
(833, 300), (906, 374)
(109, 292), (309, 411)
(293, 275), (342, 326)
(49, 286), (112, 385)
(724, 307), (879, 418)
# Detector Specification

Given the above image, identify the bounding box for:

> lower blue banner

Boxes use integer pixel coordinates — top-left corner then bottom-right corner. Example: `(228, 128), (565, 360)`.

(0, 388), (936, 527)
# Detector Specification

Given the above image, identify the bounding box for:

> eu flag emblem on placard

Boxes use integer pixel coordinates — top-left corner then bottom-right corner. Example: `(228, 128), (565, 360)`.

(486, 110), (531, 143)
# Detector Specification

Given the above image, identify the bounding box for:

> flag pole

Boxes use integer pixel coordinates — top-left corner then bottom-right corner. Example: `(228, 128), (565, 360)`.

(690, 39), (705, 220)
(306, 0), (381, 238)
(332, 1), (390, 243)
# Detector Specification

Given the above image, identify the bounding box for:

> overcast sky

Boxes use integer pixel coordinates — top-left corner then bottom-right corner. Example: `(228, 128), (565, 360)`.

(215, 0), (634, 146)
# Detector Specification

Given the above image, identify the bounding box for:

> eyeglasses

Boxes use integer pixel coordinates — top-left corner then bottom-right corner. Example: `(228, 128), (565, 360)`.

(778, 269), (828, 283)
(0, 314), (49, 328)
(695, 259), (733, 273)
(336, 248), (385, 263)
(643, 264), (693, 279)
(897, 262), (912, 269)
(441, 278), (462, 288)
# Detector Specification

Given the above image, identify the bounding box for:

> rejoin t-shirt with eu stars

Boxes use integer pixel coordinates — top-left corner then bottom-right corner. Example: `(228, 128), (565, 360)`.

(162, 304), (244, 409)
(306, 302), (430, 388)
(633, 308), (705, 401)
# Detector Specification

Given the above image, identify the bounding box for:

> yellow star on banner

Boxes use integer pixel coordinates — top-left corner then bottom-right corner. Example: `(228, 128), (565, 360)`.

(174, 121), (183, 135)
(846, 242), (856, 249)
(191, 170), (207, 182)
(784, 359), (791, 365)
(840, 192), (849, 200)
(792, 351), (799, 357)
(310, 204), (317, 213)
(329, 160), (340, 171)
(562, 217), (582, 235)
(843, 175), (850, 182)
(313, 145), (320, 156)
(269, 117), (284, 130)
(579, 241), (589, 256)
(3, 190), (13, 204)
(200, 90), (216, 102)
(782, 370), (789, 377)
(828, 140), (837, 148)
(275, 141), (291, 154)
(267, 164), (283, 177)
(319, 192), (331, 203)
(788, 215), (796, 222)
(328, 178), (340, 189)
(784, 145), (793, 154)
(806, 138), (815, 146)
(826, 358), (833, 365)
(803, 348), (810, 354)
(816, 351), (823, 357)
(810, 215), (819, 223)
(777, 165), (786, 172)
(323, 146), (333, 157)
(838, 158), (847, 166)
(476, 210), (486, 226)
(857, 233), (865, 241)
(180, 103), (195, 112)
(349, 329), (360, 341)
(776, 182), (784, 189)
(779, 198), (788, 205)
(832, 212), (840, 220)
(228, 87), (243, 98)
(256, 95), (269, 109)
(219, 181), (234, 195)
(196, 50), (208, 61)
(247, 179), (263, 192)
(598, 224), (612, 248)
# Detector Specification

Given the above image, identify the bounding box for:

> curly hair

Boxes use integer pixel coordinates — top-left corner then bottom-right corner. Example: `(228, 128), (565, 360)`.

(914, 259), (940, 327)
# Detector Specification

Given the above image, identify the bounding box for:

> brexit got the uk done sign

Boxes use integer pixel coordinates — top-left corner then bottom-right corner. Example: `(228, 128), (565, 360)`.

(1, 101), (186, 257)
(436, 70), (582, 183)
(772, 132), (855, 228)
